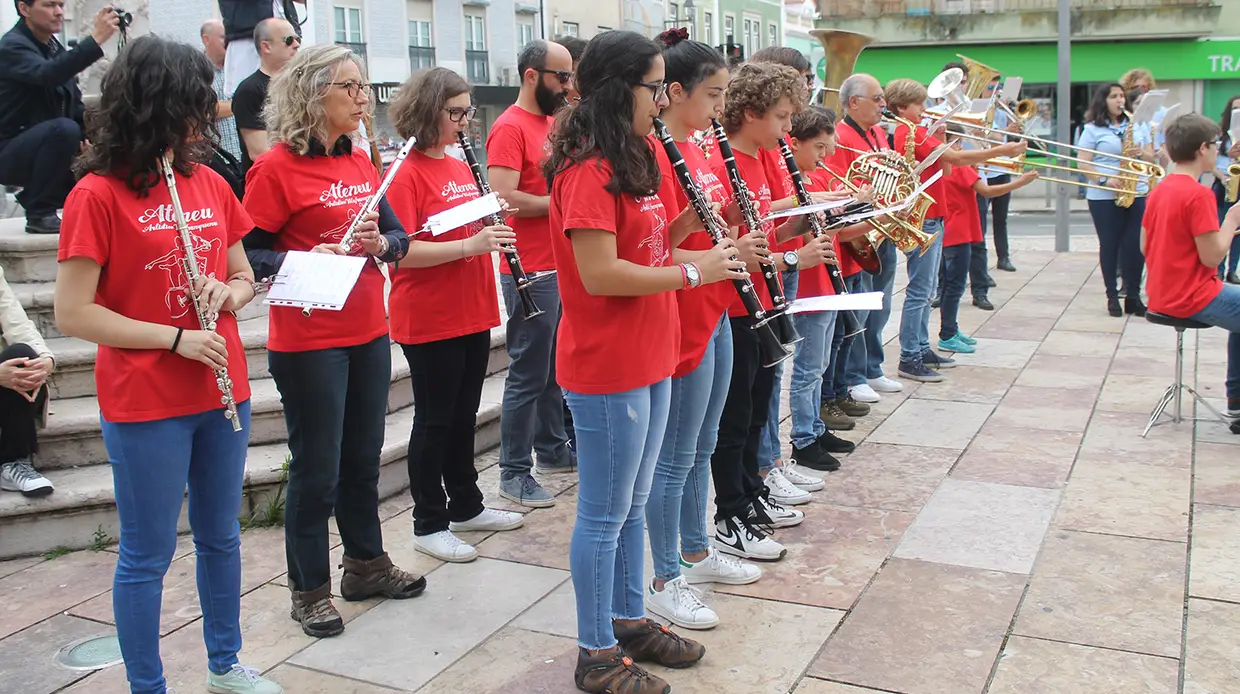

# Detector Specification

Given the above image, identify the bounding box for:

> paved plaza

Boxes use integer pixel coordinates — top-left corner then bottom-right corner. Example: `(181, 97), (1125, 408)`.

(2, 237), (1238, 694)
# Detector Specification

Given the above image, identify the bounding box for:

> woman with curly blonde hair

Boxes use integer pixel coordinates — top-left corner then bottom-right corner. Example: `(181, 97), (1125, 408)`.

(241, 44), (423, 640)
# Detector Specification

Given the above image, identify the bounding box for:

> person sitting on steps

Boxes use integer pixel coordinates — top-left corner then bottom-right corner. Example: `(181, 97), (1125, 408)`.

(0, 265), (54, 497)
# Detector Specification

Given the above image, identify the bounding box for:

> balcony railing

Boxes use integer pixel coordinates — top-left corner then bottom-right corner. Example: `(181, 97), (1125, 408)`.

(336, 41), (368, 69)
(466, 49), (489, 84)
(409, 45), (436, 71)
(819, 0), (1217, 18)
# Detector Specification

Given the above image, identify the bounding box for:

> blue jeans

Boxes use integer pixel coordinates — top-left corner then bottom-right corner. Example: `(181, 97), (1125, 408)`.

(899, 218), (945, 363)
(567, 379), (671, 650)
(830, 320), (854, 401)
(850, 240), (898, 381)
(790, 310), (838, 450)
(499, 273), (572, 476)
(647, 316), (732, 581)
(758, 270), (798, 470)
(939, 244), (971, 340)
(1190, 284), (1240, 400)
(842, 272), (872, 387)
(103, 400), (253, 694)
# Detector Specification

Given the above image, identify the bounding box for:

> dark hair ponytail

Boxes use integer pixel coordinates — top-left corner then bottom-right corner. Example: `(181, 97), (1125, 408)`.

(656, 28), (726, 95)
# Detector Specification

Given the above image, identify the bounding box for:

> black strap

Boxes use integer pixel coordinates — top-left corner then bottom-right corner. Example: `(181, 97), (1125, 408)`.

(170, 327), (184, 354)
(843, 115), (882, 152)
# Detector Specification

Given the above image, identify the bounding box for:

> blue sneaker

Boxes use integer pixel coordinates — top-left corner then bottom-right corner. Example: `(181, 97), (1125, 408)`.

(956, 332), (977, 346)
(938, 334), (976, 354)
(922, 349), (957, 369)
(898, 359), (944, 383)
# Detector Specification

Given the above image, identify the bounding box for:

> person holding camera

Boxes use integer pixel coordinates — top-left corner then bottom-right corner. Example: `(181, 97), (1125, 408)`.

(0, 1), (118, 234)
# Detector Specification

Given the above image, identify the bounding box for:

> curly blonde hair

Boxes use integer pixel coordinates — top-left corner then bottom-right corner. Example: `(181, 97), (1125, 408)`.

(264, 44), (371, 155)
(721, 62), (807, 134)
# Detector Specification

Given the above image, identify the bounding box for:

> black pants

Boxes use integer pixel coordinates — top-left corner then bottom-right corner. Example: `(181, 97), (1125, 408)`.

(0, 343), (42, 464)
(0, 118), (82, 218)
(977, 174), (1012, 261)
(711, 315), (776, 521)
(401, 330), (488, 536)
(269, 335), (390, 592)
(1088, 197), (1147, 300)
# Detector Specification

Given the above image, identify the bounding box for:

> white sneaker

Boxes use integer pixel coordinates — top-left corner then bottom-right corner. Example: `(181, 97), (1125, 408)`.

(206, 663), (284, 693)
(779, 462), (825, 492)
(645, 576), (719, 630)
(868, 375), (904, 393)
(751, 494), (805, 529)
(414, 530), (479, 563)
(849, 383), (881, 403)
(449, 507), (524, 532)
(712, 516), (787, 561)
(0, 461), (53, 497)
(681, 548), (762, 585)
(764, 468), (811, 506)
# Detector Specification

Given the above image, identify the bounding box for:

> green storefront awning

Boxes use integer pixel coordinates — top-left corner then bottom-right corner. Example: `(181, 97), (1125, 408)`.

(816, 38), (1240, 85)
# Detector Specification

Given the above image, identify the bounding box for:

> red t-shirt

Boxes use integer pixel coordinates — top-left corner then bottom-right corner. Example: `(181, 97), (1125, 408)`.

(1144, 173), (1223, 318)
(244, 144), (389, 353)
(796, 167), (842, 299)
(828, 120), (889, 187)
(550, 157), (679, 394)
(385, 149), (501, 345)
(59, 167), (253, 423)
(486, 105), (554, 274)
(943, 166), (983, 248)
(892, 122), (946, 220)
(808, 165), (863, 279)
(654, 137), (735, 377)
(710, 148), (778, 318)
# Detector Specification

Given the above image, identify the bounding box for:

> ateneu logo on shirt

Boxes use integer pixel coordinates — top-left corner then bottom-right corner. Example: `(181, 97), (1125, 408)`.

(442, 180), (478, 205)
(635, 194), (669, 268)
(695, 169), (723, 202)
(138, 204), (217, 233)
(320, 180), (373, 208)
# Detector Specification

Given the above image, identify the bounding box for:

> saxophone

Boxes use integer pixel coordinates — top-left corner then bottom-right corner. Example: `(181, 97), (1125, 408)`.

(1226, 162), (1240, 204)
(1115, 111), (1144, 209)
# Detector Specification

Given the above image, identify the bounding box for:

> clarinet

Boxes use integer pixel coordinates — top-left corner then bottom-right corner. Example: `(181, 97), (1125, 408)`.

(457, 131), (544, 320)
(157, 152), (242, 433)
(776, 138), (864, 339)
(710, 119), (800, 347)
(653, 119), (791, 368)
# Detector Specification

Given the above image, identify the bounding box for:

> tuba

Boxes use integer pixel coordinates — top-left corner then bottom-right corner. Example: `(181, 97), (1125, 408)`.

(810, 29), (873, 114)
(956, 54), (1002, 100)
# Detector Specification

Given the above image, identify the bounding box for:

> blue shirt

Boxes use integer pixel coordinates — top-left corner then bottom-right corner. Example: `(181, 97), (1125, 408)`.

(960, 108), (1012, 180)
(1078, 121), (1149, 201)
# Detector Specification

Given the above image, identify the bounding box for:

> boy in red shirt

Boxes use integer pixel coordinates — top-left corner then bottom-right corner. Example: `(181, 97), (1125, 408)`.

(1143, 113), (1240, 428)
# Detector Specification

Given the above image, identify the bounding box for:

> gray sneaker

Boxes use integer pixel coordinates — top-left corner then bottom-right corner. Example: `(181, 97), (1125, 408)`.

(498, 473), (556, 508)
(899, 359), (944, 383)
(534, 451), (577, 475)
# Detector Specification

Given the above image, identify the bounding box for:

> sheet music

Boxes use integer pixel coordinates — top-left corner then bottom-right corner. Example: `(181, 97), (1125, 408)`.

(787, 292), (884, 313)
(264, 251), (367, 311)
(765, 197), (855, 222)
(1133, 92), (1164, 124)
(426, 192), (502, 236)
(1000, 77), (1023, 103)
(1230, 108), (1240, 144)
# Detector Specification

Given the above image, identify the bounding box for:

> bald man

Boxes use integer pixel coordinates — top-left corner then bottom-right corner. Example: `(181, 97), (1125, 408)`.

(201, 18), (242, 161)
(233, 17), (300, 173)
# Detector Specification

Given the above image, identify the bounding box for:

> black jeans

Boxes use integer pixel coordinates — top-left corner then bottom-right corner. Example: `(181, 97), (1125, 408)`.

(0, 118), (82, 218)
(711, 315), (776, 520)
(269, 335), (390, 592)
(977, 174), (1012, 261)
(1088, 197), (1147, 300)
(0, 343), (42, 464)
(401, 331), (488, 536)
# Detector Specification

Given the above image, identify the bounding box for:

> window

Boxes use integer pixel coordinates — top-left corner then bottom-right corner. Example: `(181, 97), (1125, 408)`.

(742, 15), (760, 57)
(767, 22), (776, 48)
(408, 20), (434, 70)
(561, 21), (579, 36)
(464, 12), (488, 82)
(464, 13), (486, 51)
(723, 14), (734, 44)
(598, 25), (612, 32)
(333, 6), (363, 44)
(669, 2), (679, 24)
(704, 12), (712, 45)
(517, 19), (534, 47)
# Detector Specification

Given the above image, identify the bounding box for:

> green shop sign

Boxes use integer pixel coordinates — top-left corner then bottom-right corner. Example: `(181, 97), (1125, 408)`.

(815, 39), (1240, 85)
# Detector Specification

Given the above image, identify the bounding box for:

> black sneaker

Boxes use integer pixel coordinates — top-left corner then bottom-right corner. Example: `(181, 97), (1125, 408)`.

(984, 275), (997, 287)
(816, 431), (856, 455)
(899, 359), (944, 383)
(24, 214), (60, 235)
(930, 296), (942, 309)
(1125, 296), (1146, 317)
(922, 349), (956, 369)
(997, 258), (1016, 272)
(1107, 296), (1122, 317)
(791, 441), (840, 471)
(972, 296), (995, 311)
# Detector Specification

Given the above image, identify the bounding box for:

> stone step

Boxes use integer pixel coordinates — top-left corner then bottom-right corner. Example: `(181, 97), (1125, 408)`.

(0, 370), (507, 559)
(0, 217), (57, 283)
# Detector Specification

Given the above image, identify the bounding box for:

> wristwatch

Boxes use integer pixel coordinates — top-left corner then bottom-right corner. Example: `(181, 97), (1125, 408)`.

(683, 263), (702, 289)
(782, 250), (800, 271)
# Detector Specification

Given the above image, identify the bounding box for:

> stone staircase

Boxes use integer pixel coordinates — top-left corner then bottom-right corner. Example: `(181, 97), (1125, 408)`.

(0, 220), (511, 559)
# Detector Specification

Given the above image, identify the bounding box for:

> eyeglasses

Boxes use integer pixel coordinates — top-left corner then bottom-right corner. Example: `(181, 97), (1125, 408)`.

(865, 93), (886, 103)
(637, 81), (668, 102)
(445, 106), (477, 122)
(535, 68), (574, 84)
(329, 81), (372, 99)
(281, 35), (300, 47)
(804, 74), (815, 88)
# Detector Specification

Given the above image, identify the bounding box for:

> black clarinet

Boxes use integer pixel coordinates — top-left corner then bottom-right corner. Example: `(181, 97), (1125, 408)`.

(653, 119), (792, 368)
(776, 138), (864, 339)
(457, 131), (544, 320)
(710, 119), (800, 347)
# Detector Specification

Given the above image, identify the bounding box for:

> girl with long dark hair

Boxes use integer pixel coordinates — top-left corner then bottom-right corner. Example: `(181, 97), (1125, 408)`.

(55, 36), (281, 694)
(544, 29), (746, 694)
(385, 67), (525, 563)
(1079, 82), (1154, 316)
(1213, 95), (1240, 283)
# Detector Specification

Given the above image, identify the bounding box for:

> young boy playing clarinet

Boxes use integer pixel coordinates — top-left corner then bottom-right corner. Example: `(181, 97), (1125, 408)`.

(1143, 113), (1240, 431)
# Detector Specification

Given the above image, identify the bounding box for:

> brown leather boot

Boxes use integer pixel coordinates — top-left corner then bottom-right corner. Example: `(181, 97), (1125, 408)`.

(289, 582), (344, 638)
(613, 618), (706, 669)
(574, 648), (671, 694)
(339, 553), (427, 602)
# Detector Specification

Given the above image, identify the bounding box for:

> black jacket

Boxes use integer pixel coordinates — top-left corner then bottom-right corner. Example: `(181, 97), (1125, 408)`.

(0, 21), (102, 144)
(219, 0), (303, 45)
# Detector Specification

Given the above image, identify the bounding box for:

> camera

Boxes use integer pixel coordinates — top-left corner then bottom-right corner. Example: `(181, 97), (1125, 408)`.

(114, 7), (132, 30)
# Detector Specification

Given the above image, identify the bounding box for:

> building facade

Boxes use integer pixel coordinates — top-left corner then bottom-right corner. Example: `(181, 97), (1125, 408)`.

(544, 0), (622, 39)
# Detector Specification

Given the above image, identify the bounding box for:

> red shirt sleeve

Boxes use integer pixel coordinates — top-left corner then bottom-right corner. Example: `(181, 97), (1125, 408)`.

(560, 162), (619, 234)
(242, 154), (290, 232)
(58, 184), (112, 266)
(959, 165), (981, 190)
(486, 121), (526, 172)
(1187, 187), (1223, 237)
(385, 175), (423, 237)
(216, 174), (254, 247)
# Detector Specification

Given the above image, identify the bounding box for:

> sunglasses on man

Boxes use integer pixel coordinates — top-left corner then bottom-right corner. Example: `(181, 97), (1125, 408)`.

(535, 68), (574, 85)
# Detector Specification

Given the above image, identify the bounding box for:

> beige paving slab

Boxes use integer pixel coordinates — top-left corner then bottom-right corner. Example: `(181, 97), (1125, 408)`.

(951, 424), (1082, 489)
(988, 635), (1179, 694)
(998, 299), (1072, 320)
(0, 613), (111, 693)
(475, 494), (577, 571)
(909, 365), (1019, 405)
(809, 558), (1025, 694)
(1194, 442), (1240, 507)
(793, 680), (895, 694)
(1013, 354), (1112, 392)
(988, 385), (1096, 433)
(1076, 410), (1194, 468)
(1189, 504), (1240, 603)
(1054, 459), (1190, 542)
(510, 579), (577, 639)
(1183, 598), (1240, 694)
(289, 558), (567, 691)
(0, 555), (42, 580)
(868, 399), (994, 450)
(893, 479), (1059, 574)
(328, 494), (415, 536)
(812, 442), (961, 513)
(1014, 530), (1185, 658)
(948, 338), (1041, 370)
(1037, 330), (1121, 358)
(0, 548), (116, 640)
(716, 504), (916, 610)
(1119, 321), (1181, 350)
(971, 315), (1059, 342)
(416, 626), (579, 694)
(261, 664), (406, 693)
(1096, 374), (1180, 414)
(1055, 310), (1127, 334)
(1193, 415), (1240, 446)
(1110, 346), (1180, 377)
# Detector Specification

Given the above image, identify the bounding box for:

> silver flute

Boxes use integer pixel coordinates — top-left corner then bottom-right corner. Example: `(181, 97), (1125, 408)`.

(157, 152), (241, 432)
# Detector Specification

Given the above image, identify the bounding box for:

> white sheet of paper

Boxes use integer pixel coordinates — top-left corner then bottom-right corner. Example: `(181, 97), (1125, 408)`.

(264, 251), (367, 311)
(1133, 92), (1164, 124)
(426, 192), (502, 236)
(764, 197), (855, 222)
(1230, 108), (1240, 144)
(787, 292), (884, 314)
(1000, 76), (1023, 103)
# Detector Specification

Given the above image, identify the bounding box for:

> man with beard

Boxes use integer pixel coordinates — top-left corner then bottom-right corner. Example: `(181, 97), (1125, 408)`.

(487, 39), (576, 509)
